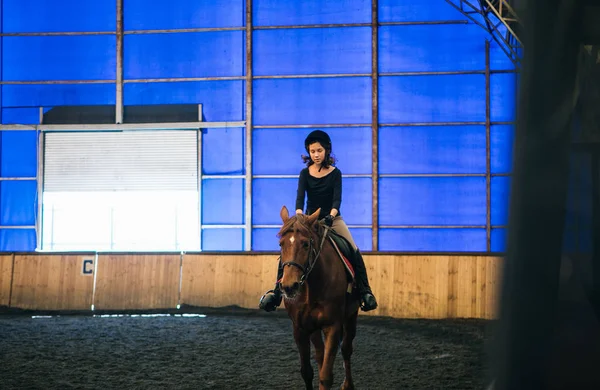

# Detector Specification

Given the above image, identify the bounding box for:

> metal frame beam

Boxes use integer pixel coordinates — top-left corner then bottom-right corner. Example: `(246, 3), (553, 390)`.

(244, 0), (253, 251)
(253, 121), (515, 129)
(0, 19), (474, 37)
(444, 0), (522, 68)
(115, 0), (124, 124)
(0, 69), (518, 86)
(197, 104), (204, 251)
(371, 0), (379, 251)
(485, 40), (492, 251)
(201, 173), (512, 179)
(36, 120), (44, 250)
(0, 226), (36, 229)
(0, 122), (245, 131)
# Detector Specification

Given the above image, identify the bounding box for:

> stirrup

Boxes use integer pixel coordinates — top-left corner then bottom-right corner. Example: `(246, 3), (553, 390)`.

(259, 289), (281, 312)
(360, 293), (378, 312)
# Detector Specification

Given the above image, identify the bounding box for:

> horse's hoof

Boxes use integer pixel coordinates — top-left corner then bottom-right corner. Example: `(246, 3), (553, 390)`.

(341, 380), (355, 390)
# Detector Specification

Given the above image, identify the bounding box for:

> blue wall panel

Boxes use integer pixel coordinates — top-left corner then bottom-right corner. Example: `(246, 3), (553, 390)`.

(124, 81), (243, 121)
(3, 36), (116, 81)
(2, 108), (40, 124)
(124, 32), (245, 79)
(2, 84), (116, 107)
(252, 129), (309, 175)
(379, 75), (486, 123)
(379, 177), (486, 225)
(252, 177), (371, 226)
(252, 227), (372, 251)
(1, 131), (38, 177)
(253, 77), (371, 125)
(491, 125), (514, 174)
(491, 228), (506, 252)
(252, 178), (297, 225)
(0, 229), (37, 251)
(491, 176), (511, 226)
(0, 181), (37, 226)
(124, 0), (244, 30)
(379, 0), (469, 22)
(252, 228), (280, 251)
(339, 178), (372, 225)
(253, 27), (371, 76)
(379, 24), (488, 72)
(254, 0), (370, 26)
(379, 125), (486, 174)
(202, 228), (244, 251)
(3, 0), (115, 32)
(491, 73), (517, 122)
(203, 127), (245, 175)
(202, 179), (245, 225)
(349, 228), (372, 251)
(489, 40), (516, 70)
(253, 127), (371, 175)
(379, 228), (487, 252)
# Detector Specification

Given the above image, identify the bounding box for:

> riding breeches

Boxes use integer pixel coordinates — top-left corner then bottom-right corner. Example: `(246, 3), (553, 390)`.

(331, 216), (358, 251)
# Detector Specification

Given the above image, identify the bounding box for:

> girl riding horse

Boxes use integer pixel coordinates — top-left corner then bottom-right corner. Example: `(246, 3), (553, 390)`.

(259, 130), (378, 312)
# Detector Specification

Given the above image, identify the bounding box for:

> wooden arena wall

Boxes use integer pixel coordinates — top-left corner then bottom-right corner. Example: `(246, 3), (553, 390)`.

(0, 252), (503, 319)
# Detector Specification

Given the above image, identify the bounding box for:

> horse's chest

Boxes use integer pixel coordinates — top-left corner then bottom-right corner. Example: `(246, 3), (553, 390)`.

(293, 307), (331, 330)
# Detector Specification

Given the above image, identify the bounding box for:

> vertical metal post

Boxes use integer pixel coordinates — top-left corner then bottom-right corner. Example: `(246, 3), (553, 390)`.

(116, 0), (124, 124)
(485, 40), (491, 252)
(36, 108), (45, 250)
(371, 0), (379, 252)
(244, 0), (253, 251)
(197, 104), (203, 251)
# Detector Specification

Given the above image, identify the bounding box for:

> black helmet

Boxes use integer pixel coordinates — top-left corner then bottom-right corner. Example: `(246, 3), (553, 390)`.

(304, 130), (332, 152)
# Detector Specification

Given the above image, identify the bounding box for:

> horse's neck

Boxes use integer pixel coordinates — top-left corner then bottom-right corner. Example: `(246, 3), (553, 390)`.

(304, 236), (337, 296)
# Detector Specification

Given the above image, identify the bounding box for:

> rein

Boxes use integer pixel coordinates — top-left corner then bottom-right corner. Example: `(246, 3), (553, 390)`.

(280, 221), (330, 287)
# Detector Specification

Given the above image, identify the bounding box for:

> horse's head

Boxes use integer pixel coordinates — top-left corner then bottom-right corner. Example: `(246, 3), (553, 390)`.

(277, 205), (322, 300)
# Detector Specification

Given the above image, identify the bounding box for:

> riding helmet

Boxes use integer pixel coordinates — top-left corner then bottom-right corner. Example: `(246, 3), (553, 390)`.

(304, 130), (332, 152)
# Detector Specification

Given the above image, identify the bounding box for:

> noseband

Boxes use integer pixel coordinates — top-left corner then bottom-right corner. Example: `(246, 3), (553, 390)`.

(280, 223), (329, 287)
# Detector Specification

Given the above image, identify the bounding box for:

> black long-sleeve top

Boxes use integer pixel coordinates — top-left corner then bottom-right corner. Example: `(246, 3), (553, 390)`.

(295, 167), (342, 220)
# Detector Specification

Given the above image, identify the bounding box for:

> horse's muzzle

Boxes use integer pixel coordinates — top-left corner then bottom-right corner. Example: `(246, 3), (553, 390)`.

(281, 282), (300, 298)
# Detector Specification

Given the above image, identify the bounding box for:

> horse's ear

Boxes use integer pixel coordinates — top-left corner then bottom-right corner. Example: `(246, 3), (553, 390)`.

(307, 208), (320, 225)
(280, 205), (290, 223)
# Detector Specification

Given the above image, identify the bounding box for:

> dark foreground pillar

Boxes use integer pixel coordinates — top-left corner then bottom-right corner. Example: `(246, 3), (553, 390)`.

(492, 1), (585, 389)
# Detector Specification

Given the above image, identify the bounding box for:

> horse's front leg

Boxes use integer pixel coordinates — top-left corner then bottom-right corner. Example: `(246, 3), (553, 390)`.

(310, 330), (325, 374)
(294, 327), (314, 390)
(341, 310), (358, 390)
(319, 323), (342, 390)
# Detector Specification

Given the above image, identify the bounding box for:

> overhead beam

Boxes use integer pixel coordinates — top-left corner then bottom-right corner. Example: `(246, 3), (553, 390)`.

(0, 121), (246, 132)
(444, 0), (523, 68)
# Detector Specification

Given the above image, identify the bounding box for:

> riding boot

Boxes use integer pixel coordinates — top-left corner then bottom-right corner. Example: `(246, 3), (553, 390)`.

(258, 258), (283, 312)
(353, 249), (378, 312)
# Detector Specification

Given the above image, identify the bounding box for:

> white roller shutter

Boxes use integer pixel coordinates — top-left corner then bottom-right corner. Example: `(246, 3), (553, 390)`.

(43, 130), (198, 192)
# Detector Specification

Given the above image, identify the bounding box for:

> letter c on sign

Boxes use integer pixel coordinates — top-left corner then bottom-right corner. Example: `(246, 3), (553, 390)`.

(82, 258), (94, 276)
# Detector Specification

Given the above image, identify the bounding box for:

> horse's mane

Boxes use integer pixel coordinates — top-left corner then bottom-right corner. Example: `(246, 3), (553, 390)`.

(277, 214), (325, 240)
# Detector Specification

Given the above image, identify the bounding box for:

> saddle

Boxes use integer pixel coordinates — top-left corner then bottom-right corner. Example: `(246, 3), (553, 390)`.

(325, 228), (356, 291)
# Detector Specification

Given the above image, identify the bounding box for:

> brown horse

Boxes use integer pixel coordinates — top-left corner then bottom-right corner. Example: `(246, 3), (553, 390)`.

(277, 205), (361, 390)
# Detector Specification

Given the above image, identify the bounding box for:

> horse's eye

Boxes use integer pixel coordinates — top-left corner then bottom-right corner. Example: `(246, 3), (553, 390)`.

(302, 242), (309, 248)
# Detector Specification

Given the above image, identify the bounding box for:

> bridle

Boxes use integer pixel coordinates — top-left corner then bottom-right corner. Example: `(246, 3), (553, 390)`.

(279, 221), (329, 287)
